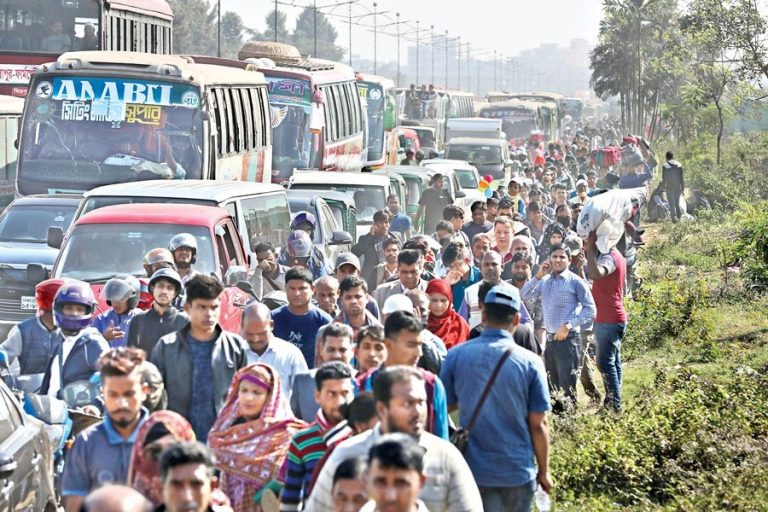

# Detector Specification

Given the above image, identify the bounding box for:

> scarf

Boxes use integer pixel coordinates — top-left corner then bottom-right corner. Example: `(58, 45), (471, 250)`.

(128, 410), (196, 506)
(425, 279), (470, 350)
(208, 363), (308, 512)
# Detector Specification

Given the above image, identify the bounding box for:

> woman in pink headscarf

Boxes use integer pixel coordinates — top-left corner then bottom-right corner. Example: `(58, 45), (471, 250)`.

(208, 363), (307, 512)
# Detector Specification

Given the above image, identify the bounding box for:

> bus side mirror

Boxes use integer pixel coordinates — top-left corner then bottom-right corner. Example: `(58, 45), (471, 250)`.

(13, 139), (18, 150)
(47, 227), (64, 249)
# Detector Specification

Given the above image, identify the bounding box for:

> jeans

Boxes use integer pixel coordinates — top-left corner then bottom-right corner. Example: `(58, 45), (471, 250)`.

(479, 479), (536, 512)
(595, 322), (626, 410)
(545, 330), (582, 404)
(668, 187), (682, 220)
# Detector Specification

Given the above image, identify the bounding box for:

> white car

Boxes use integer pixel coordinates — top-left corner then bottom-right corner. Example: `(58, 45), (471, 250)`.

(420, 159), (485, 218)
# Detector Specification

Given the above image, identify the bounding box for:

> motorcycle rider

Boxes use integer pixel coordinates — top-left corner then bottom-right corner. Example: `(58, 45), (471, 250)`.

(0, 278), (66, 391)
(278, 212), (330, 279)
(143, 248), (176, 277)
(92, 275), (141, 348)
(169, 233), (199, 285)
(40, 280), (109, 401)
(126, 268), (188, 356)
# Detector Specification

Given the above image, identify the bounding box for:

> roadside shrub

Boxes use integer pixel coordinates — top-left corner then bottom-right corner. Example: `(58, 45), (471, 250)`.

(550, 365), (768, 509)
(729, 202), (768, 293)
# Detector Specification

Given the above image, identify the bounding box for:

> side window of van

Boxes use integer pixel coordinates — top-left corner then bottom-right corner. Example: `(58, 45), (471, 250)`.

(241, 193), (292, 249)
(319, 201), (337, 238)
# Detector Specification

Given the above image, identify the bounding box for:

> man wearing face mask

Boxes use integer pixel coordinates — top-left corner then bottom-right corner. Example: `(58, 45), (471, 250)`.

(62, 348), (150, 512)
(307, 366), (482, 512)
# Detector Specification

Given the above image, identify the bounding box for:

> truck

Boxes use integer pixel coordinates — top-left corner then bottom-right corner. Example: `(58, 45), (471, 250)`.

(445, 117), (503, 142)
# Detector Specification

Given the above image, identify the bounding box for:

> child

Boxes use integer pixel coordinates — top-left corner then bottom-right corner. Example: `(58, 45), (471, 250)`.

(92, 275), (141, 347)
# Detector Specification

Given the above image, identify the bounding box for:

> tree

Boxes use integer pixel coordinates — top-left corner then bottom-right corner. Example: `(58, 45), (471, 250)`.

(168, 0), (215, 54)
(291, 7), (344, 61)
(262, 9), (289, 44)
(215, 11), (246, 59)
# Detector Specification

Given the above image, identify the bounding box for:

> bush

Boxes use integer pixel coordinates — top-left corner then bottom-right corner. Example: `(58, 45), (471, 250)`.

(729, 203), (768, 292)
(550, 366), (768, 510)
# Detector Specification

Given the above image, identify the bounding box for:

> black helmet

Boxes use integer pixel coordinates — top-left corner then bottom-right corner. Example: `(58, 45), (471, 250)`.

(148, 268), (183, 296)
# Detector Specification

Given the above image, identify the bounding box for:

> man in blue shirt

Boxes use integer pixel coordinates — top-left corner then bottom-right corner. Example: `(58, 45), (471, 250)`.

(521, 243), (596, 407)
(62, 347), (149, 512)
(387, 193), (413, 239)
(272, 267), (334, 368)
(442, 283), (551, 512)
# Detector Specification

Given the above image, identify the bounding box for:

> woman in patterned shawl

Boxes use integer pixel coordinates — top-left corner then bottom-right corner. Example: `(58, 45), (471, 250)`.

(208, 363), (308, 512)
(128, 410), (195, 506)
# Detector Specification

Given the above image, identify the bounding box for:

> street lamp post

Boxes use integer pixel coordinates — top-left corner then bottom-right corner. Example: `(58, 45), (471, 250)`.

(457, 36), (461, 91)
(466, 42), (470, 92)
(416, 21), (420, 85)
(217, 0), (221, 57)
(348, 2), (352, 65)
(430, 25), (435, 86)
(444, 30), (448, 90)
(493, 50), (497, 90)
(313, 0), (317, 57)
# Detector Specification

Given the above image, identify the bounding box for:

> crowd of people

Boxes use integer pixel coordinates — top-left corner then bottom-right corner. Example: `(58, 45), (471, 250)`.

(0, 125), (679, 512)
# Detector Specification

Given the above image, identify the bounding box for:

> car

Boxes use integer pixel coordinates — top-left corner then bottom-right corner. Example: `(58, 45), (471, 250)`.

(286, 191), (353, 267)
(285, 189), (357, 240)
(287, 171), (395, 242)
(0, 377), (57, 512)
(420, 159), (485, 213)
(47, 203), (252, 333)
(0, 195), (79, 341)
(72, 180), (293, 258)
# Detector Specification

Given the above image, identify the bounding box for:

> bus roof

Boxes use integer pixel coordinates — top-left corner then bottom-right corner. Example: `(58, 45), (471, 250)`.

(0, 94), (24, 115)
(45, 52), (267, 86)
(83, 180), (285, 202)
(355, 72), (395, 90)
(107, 0), (173, 20)
(239, 41), (355, 83)
(507, 91), (564, 102)
(480, 99), (539, 111)
(76, 203), (231, 227)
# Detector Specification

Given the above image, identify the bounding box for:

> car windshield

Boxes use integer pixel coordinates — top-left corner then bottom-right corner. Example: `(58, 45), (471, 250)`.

(291, 184), (385, 222)
(267, 77), (314, 178)
(0, 204), (76, 242)
(455, 169), (478, 189)
(447, 144), (502, 165)
(413, 128), (435, 148)
(55, 223), (214, 282)
(19, 75), (204, 194)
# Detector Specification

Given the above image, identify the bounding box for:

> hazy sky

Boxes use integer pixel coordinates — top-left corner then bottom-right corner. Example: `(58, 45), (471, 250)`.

(224, 0), (604, 61)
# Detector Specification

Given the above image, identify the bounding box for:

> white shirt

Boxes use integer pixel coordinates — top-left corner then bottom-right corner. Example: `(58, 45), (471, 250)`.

(246, 336), (308, 399)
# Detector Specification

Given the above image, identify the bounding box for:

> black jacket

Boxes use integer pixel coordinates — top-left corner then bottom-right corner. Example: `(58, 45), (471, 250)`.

(662, 160), (685, 191)
(150, 324), (249, 418)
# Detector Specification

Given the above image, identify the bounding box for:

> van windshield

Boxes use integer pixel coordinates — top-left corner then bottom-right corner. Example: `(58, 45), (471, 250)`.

(291, 184), (385, 222)
(55, 223), (215, 282)
(446, 144), (502, 165)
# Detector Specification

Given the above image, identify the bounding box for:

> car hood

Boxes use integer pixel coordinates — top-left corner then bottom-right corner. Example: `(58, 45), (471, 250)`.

(0, 241), (58, 267)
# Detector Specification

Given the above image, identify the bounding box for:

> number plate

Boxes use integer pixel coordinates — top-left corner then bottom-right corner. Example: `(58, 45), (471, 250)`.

(20, 296), (36, 310)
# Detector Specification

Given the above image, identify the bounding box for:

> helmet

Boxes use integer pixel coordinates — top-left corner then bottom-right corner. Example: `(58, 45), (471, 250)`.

(286, 230), (313, 259)
(143, 248), (174, 266)
(53, 281), (96, 332)
(148, 268), (183, 296)
(290, 212), (317, 232)
(101, 276), (139, 310)
(35, 278), (67, 311)
(169, 233), (197, 264)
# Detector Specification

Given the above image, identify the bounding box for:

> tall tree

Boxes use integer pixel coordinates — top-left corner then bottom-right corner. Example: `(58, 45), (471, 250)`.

(262, 9), (290, 44)
(168, 0), (215, 54)
(207, 10), (246, 59)
(291, 7), (344, 61)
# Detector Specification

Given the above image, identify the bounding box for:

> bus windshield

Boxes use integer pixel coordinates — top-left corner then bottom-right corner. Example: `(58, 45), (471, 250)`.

(18, 75), (203, 195)
(267, 77), (313, 178)
(0, 0), (100, 53)
(359, 82), (385, 161)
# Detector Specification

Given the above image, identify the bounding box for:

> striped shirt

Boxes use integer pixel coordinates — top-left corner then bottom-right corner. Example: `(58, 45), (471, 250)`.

(520, 270), (596, 333)
(279, 410), (350, 511)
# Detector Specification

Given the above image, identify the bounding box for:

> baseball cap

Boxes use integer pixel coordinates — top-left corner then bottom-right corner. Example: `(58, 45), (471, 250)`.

(484, 283), (521, 311)
(382, 294), (413, 315)
(335, 252), (361, 272)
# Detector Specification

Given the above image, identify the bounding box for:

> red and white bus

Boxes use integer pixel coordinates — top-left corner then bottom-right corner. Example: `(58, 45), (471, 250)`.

(239, 42), (364, 183)
(16, 51), (272, 195)
(0, 0), (173, 97)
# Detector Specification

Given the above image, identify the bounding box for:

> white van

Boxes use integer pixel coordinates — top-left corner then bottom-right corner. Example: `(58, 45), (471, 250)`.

(445, 117), (503, 142)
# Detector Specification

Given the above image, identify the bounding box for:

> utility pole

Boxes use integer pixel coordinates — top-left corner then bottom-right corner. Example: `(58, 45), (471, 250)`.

(348, 2), (352, 66)
(415, 21), (420, 85)
(493, 50), (497, 90)
(274, 0), (278, 42)
(217, 0), (221, 57)
(466, 43), (470, 92)
(444, 30), (448, 90)
(430, 25), (435, 86)
(396, 13), (400, 86)
(373, 2), (378, 74)
(457, 36), (461, 91)
(313, 0), (317, 57)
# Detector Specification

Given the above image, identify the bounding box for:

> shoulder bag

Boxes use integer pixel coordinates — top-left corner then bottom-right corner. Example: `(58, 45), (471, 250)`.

(450, 345), (514, 455)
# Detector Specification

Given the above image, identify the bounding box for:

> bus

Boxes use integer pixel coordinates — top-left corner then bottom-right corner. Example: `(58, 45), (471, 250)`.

(16, 51), (272, 196)
(479, 99), (541, 141)
(445, 90), (476, 118)
(560, 97), (584, 124)
(0, 0), (173, 97)
(355, 72), (396, 169)
(239, 41), (365, 182)
(504, 92), (564, 141)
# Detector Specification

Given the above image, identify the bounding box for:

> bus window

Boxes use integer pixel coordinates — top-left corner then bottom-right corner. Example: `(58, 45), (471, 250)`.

(267, 76), (313, 175)
(239, 89), (253, 150)
(229, 88), (243, 153)
(0, 116), (19, 182)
